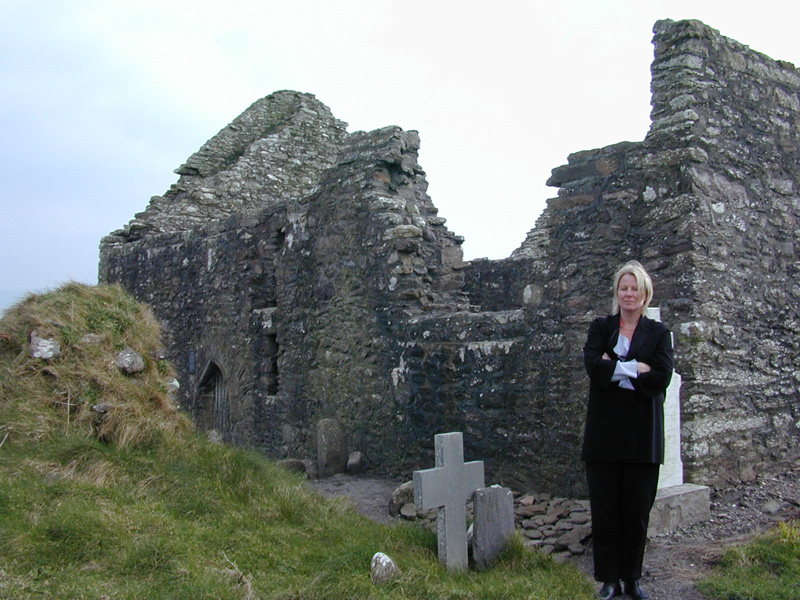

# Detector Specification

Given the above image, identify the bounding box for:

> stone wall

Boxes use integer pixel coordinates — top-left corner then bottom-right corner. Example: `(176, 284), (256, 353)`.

(646, 20), (800, 481)
(507, 19), (800, 486)
(101, 93), (471, 474)
(100, 20), (800, 495)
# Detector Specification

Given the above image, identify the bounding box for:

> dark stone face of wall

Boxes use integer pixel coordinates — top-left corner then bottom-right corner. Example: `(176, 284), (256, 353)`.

(101, 21), (800, 495)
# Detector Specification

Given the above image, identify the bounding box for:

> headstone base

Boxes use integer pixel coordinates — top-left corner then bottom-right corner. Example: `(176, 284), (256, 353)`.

(648, 483), (711, 537)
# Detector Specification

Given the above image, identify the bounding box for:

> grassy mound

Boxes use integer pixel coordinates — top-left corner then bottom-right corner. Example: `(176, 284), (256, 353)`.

(0, 283), (596, 599)
(0, 282), (190, 448)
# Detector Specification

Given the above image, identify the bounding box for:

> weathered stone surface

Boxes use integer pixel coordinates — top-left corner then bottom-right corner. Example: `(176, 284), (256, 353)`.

(301, 459), (318, 480)
(388, 480), (414, 516)
(346, 451), (363, 474)
(317, 419), (348, 478)
(370, 552), (401, 584)
(761, 499), (783, 515)
(648, 484), (711, 537)
(100, 21), (800, 496)
(115, 347), (144, 374)
(472, 486), (515, 570)
(29, 331), (60, 360)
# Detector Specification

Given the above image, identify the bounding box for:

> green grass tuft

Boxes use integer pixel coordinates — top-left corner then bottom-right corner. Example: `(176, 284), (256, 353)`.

(699, 520), (800, 600)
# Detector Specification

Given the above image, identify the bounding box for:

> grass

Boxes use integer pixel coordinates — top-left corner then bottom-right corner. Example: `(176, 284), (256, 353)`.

(0, 283), (597, 599)
(698, 520), (800, 600)
(0, 434), (597, 599)
(0, 282), (190, 449)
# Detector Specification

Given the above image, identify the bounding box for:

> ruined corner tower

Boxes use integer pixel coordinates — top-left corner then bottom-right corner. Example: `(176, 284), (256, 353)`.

(101, 20), (800, 495)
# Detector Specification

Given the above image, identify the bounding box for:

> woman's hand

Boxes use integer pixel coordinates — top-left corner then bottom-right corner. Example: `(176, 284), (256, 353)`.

(637, 362), (651, 374)
(602, 353), (611, 360)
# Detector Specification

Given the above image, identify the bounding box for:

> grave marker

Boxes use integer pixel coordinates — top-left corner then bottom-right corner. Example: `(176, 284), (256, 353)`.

(413, 432), (484, 571)
(645, 307), (711, 536)
(472, 485), (515, 570)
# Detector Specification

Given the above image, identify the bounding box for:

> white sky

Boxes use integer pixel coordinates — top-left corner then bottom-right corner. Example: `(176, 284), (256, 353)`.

(2, 0), (800, 311)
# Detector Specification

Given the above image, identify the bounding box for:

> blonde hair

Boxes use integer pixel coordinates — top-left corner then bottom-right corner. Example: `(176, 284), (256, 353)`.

(611, 260), (653, 315)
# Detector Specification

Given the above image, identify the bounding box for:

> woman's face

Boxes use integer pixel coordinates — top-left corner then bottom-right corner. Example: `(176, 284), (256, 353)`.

(617, 273), (644, 314)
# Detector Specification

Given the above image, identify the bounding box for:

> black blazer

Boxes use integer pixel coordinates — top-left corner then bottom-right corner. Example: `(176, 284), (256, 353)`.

(581, 314), (674, 464)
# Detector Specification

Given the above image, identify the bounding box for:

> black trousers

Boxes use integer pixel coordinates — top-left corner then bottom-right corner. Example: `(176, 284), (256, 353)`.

(585, 461), (660, 582)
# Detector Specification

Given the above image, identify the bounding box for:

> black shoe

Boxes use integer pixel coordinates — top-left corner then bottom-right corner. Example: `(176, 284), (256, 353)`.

(623, 580), (650, 600)
(598, 581), (621, 599)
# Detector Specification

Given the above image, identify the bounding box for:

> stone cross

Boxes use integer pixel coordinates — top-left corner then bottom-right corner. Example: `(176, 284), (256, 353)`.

(413, 432), (484, 571)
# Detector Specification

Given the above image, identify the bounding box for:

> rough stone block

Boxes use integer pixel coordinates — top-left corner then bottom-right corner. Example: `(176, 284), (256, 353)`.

(317, 418), (348, 478)
(276, 458), (307, 475)
(29, 331), (61, 361)
(388, 480), (414, 516)
(346, 451), (363, 474)
(472, 485), (515, 570)
(370, 552), (401, 584)
(115, 347), (145, 374)
(648, 483), (711, 537)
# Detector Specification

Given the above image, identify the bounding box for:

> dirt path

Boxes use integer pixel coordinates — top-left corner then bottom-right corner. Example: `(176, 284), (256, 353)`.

(309, 474), (403, 525)
(309, 467), (800, 600)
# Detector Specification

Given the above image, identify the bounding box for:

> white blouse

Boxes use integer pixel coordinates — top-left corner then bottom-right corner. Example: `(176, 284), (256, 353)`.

(611, 334), (638, 390)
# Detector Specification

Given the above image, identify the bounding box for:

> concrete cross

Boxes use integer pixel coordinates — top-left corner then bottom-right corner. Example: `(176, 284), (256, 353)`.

(413, 432), (485, 571)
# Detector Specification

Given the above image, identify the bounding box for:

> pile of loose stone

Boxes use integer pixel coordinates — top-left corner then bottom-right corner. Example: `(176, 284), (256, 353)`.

(512, 492), (592, 560)
(389, 482), (592, 562)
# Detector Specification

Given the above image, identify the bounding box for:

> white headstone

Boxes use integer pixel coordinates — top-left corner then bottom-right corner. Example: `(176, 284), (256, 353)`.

(645, 307), (684, 489)
(413, 432), (485, 571)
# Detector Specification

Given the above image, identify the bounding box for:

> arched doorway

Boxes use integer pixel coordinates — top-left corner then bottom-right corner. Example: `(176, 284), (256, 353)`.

(197, 361), (230, 436)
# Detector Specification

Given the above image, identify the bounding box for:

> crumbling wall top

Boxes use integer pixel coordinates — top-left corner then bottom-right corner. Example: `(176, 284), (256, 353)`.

(105, 91), (348, 241)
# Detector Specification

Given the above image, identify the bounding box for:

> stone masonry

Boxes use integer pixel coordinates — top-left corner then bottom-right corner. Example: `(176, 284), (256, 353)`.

(100, 20), (800, 496)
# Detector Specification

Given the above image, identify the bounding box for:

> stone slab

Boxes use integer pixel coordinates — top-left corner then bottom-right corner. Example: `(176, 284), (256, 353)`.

(317, 418), (348, 478)
(472, 486), (515, 570)
(648, 483), (711, 537)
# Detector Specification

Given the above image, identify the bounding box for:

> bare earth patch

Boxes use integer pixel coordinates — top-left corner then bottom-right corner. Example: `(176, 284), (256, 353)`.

(309, 464), (800, 600)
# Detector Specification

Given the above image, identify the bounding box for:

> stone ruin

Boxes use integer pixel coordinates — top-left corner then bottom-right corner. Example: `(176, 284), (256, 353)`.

(100, 19), (800, 496)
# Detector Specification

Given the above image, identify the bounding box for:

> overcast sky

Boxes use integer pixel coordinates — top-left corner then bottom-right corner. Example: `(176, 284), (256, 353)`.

(2, 0), (800, 312)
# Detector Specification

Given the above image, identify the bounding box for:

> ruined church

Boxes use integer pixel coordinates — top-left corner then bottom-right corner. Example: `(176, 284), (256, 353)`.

(100, 19), (800, 495)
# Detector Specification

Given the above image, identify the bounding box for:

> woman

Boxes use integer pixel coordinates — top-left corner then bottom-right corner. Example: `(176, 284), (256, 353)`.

(582, 260), (674, 600)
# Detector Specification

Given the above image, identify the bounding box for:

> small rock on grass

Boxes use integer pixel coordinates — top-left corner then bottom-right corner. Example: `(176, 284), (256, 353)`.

(370, 552), (401, 584)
